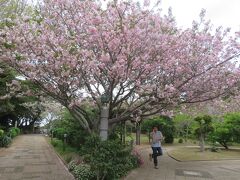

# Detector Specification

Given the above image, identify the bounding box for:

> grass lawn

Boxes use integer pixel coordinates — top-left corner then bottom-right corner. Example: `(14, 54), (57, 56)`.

(126, 133), (150, 144)
(168, 147), (240, 161)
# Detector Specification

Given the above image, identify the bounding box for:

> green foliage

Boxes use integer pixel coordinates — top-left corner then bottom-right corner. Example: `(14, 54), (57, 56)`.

(142, 116), (175, 143)
(72, 164), (95, 180)
(194, 115), (214, 138)
(68, 160), (77, 172)
(209, 123), (232, 149)
(9, 127), (20, 138)
(224, 112), (240, 143)
(0, 135), (12, 147)
(50, 138), (78, 156)
(209, 112), (240, 149)
(0, 129), (4, 137)
(64, 154), (73, 164)
(53, 128), (67, 140)
(178, 138), (183, 143)
(80, 135), (140, 180)
(210, 144), (219, 152)
(68, 161), (95, 180)
(52, 110), (89, 149)
(0, 62), (43, 130)
(173, 114), (193, 140)
(51, 138), (62, 147)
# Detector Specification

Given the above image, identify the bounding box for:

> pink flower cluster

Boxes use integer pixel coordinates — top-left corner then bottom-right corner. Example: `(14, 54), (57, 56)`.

(0, 0), (239, 130)
(131, 147), (144, 166)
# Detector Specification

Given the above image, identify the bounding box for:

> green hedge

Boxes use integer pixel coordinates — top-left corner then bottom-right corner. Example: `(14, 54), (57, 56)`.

(0, 135), (12, 147)
(9, 127), (21, 138)
(80, 135), (140, 180)
(0, 129), (4, 137)
(0, 127), (20, 148)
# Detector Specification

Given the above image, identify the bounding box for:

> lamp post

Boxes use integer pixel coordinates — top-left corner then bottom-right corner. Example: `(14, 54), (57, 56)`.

(50, 127), (53, 142)
(131, 110), (142, 145)
(100, 93), (110, 141)
(63, 133), (67, 151)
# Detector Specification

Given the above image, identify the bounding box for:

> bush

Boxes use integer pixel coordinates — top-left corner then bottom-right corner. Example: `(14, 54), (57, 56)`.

(53, 128), (67, 140)
(80, 135), (141, 180)
(72, 164), (95, 180)
(210, 145), (219, 152)
(178, 138), (183, 143)
(165, 135), (174, 143)
(0, 135), (12, 147)
(9, 127), (20, 138)
(142, 116), (175, 144)
(64, 154), (73, 164)
(68, 160), (77, 172)
(0, 129), (4, 137)
(51, 138), (62, 147)
(131, 148), (144, 167)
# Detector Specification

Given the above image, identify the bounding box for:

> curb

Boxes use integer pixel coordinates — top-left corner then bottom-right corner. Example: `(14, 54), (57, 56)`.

(166, 149), (240, 162)
(44, 136), (75, 179)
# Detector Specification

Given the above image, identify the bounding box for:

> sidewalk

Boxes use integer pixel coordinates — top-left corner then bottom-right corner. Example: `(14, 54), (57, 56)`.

(124, 145), (240, 180)
(0, 135), (74, 180)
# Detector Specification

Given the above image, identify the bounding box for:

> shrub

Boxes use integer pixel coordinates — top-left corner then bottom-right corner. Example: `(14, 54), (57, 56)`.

(51, 138), (62, 147)
(72, 164), (95, 180)
(53, 128), (66, 140)
(165, 136), (174, 144)
(64, 154), (73, 164)
(9, 127), (21, 138)
(210, 145), (219, 152)
(131, 148), (144, 167)
(0, 136), (12, 147)
(0, 129), (4, 137)
(68, 160), (77, 172)
(80, 135), (141, 180)
(178, 138), (183, 143)
(142, 116), (175, 144)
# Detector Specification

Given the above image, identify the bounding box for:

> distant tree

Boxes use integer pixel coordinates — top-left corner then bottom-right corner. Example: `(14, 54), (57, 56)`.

(210, 122), (232, 149)
(173, 113), (193, 142)
(52, 109), (89, 148)
(142, 116), (175, 143)
(0, 61), (43, 131)
(194, 115), (214, 152)
(224, 112), (240, 143)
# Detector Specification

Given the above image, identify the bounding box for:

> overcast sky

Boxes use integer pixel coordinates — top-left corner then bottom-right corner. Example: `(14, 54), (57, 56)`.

(31, 0), (240, 32)
(159, 0), (240, 32)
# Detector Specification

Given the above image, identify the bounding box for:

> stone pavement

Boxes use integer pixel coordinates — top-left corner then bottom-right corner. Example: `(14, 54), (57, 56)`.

(124, 145), (240, 180)
(0, 135), (74, 180)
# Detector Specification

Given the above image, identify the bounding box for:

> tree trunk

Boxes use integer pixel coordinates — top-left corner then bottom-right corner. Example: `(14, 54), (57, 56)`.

(185, 126), (189, 142)
(136, 123), (141, 145)
(220, 142), (229, 150)
(148, 131), (151, 143)
(123, 121), (126, 145)
(199, 133), (205, 152)
(14, 120), (18, 128)
(99, 106), (109, 141)
(69, 107), (91, 134)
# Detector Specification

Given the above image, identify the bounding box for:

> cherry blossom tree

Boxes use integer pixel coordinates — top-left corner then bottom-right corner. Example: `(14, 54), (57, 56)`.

(1, 0), (240, 137)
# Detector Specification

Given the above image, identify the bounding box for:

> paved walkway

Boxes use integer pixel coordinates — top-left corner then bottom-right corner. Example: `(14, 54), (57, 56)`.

(124, 145), (240, 180)
(0, 135), (74, 180)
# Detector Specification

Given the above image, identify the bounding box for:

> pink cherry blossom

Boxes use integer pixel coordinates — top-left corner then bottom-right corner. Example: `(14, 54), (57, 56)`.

(0, 0), (239, 132)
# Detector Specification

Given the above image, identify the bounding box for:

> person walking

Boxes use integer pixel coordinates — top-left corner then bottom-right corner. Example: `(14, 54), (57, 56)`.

(149, 126), (163, 169)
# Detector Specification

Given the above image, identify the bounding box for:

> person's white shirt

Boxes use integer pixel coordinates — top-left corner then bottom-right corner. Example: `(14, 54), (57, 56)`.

(150, 131), (163, 147)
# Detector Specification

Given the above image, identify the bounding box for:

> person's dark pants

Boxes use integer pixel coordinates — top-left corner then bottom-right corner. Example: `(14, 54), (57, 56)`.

(152, 147), (163, 166)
